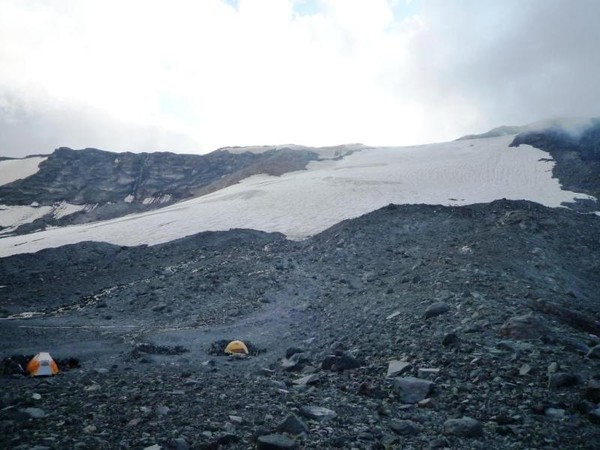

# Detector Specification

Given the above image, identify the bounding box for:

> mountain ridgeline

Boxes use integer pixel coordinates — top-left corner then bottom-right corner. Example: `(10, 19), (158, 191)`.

(0, 146), (319, 231)
(509, 119), (600, 207)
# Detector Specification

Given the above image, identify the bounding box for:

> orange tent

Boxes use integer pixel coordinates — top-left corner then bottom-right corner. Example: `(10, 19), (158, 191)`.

(224, 340), (249, 355)
(26, 352), (59, 377)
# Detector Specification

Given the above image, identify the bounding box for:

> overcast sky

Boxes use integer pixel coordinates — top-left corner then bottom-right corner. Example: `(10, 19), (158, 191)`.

(1, 0), (599, 157)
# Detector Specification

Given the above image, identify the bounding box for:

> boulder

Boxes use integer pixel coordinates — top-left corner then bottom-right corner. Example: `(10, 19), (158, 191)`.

(499, 314), (551, 340)
(257, 434), (297, 449)
(443, 417), (483, 437)
(393, 377), (434, 403)
(276, 414), (309, 435)
(387, 360), (412, 377)
(424, 302), (450, 319)
(390, 419), (422, 435)
(299, 406), (337, 422)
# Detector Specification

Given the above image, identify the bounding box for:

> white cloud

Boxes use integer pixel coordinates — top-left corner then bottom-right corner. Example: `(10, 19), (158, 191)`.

(0, 0), (599, 157)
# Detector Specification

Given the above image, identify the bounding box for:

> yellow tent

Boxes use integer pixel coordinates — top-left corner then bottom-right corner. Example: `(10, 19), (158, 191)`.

(224, 340), (249, 355)
(26, 352), (59, 377)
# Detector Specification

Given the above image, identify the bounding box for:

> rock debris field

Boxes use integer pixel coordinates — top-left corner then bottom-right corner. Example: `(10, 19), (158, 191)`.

(1, 200), (600, 449)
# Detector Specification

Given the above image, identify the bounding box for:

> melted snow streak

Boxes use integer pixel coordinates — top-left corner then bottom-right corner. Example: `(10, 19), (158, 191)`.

(0, 157), (47, 186)
(0, 136), (594, 257)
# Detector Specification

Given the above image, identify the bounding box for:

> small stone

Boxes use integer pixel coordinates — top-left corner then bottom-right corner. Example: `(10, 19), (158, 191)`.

(321, 353), (361, 371)
(299, 405), (337, 422)
(257, 434), (297, 449)
(545, 408), (566, 418)
(83, 425), (97, 433)
(386, 311), (401, 320)
(589, 408), (600, 424)
(281, 352), (309, 372)
(285, 347), (304, 358)
(229, 415), (243, 424)
(293, 373), (321, 386)
(393, 377), (434, 403)
(499, 314), (551, 340)
(32, 393), (42, 400)
(389, 419), (422, 435)
(547, 362), (559, 374)
(443, 417), (483, 437)
(442, 332), (459, 346)
(584, 379), (600, 403)
(156, 405), (170, 416)
(518, 364), (531, 376)
(548, 372), (579, 388)
(172, 437), (189, 450)
(22, 407), (45, 419)
(387, 360), (412, 377)
(424, 302), (450, 319)
(428, 437), (451, 449)
(418, 368), (440, 378)
(587, 344), (600, 359)
(217, 434), (239, 445)
(276, 414), (309, 435)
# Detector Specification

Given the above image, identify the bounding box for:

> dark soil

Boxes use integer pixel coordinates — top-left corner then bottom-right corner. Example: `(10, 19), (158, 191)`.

(1, 200), (600, 449)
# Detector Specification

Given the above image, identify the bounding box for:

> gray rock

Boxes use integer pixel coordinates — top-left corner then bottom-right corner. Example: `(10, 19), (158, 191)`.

(442, 332), (459, 346)
(321, 353), (361, 371)
(281, 352), (309, 371)
(587, 344), (600, 359)
(499, 314), (551, 340)
(285, 347), (304, 358)
(299, 405), (337, 422)
(293, 373), (320, 386)
(545, 408), (566, 418)
(387, 360), (412, 377)
(424, 302), (450, 319)
(276, 414), (309, 435)
(548, 372), (579, 388)
(443, 416), (483, 437)
(390, 419), (422, 435)
(257, 434), (297, 449)
(589, 408), (600, 425)
(22, 407), (46, 419)
(156, 405), (170, 416)
(172, 437), (189, 450)
(393, 377), (434, 403)
(584, 379), (600, 403)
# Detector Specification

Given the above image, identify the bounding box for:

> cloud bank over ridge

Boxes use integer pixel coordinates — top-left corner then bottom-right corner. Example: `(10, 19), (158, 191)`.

(0, 0), (599, 157)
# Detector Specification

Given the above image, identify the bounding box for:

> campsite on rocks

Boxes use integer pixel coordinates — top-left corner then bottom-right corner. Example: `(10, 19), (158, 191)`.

(1, 119), (600, 449)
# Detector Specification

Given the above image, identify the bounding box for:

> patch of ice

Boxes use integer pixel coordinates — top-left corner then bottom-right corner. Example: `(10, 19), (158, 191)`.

(0, 136), (595, 257)
(0, 204), (52, 230)
(52, 202), (87, 219)
(0, 157), (47, 186)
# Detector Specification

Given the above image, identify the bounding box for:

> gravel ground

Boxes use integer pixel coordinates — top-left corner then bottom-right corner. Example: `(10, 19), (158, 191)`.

(1, 199), (600, 449)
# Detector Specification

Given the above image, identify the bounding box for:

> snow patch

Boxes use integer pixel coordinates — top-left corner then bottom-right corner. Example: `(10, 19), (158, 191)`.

(0, 202), (91, 235)
(124, 194), (134, 203)
(52, 202), (87, 219)
(0, 157), (47, 186)
(0, 204), (52, 230)
(0, 136), (595, 257)
(142, 195), (172, 205)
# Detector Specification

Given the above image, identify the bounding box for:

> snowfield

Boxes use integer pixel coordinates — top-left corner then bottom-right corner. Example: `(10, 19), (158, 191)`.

(0, 136), (594, 257)
(0, 156), (46, 186)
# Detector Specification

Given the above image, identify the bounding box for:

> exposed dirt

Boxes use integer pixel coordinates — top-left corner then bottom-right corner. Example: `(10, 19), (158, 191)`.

(1, 200), (600, 449)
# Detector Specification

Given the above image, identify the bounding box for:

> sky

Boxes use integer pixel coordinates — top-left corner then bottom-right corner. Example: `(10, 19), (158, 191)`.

(0, 0), (599, 158)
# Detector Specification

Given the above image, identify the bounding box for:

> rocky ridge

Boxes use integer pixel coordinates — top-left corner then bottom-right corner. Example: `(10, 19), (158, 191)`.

(1, 200), (599, 449)
(0, 146), (324, 234)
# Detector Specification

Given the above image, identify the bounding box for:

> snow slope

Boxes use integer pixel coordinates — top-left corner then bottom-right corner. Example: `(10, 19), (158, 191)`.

(0, 156), (47, 186)
(0, 136), (594, 257)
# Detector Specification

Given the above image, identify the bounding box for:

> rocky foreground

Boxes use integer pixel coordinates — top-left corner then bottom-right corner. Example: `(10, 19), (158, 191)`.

(1, 200), (600, 449)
